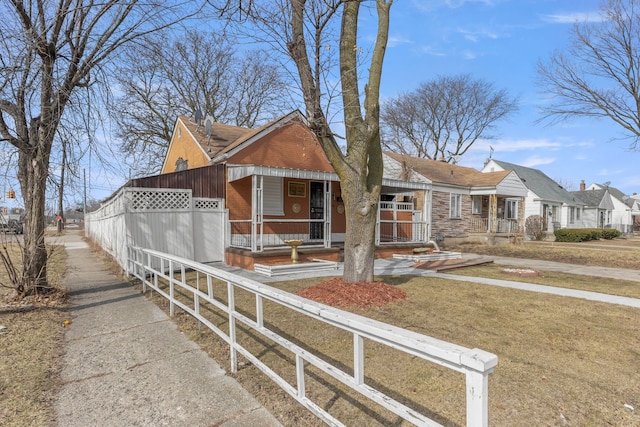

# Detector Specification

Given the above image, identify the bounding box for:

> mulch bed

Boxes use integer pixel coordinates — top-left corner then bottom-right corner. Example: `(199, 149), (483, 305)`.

(296, 278), (406, 308)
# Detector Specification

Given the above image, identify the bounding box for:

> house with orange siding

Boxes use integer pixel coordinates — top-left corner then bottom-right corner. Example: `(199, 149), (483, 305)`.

(155, 111), (431, 268)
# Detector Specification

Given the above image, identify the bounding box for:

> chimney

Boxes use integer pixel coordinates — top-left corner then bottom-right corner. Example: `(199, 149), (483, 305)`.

(580, 180), (585, 191)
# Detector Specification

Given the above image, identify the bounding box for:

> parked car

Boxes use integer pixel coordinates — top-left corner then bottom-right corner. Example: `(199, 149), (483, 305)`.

(5, 219), (23, 234)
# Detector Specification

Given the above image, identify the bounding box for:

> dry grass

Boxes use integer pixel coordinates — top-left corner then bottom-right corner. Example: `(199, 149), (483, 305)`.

(0, 243), (68, 427)
(444, 263), (640, 299)
(450, 239), (640, 270)
(138, 266), (640, 426)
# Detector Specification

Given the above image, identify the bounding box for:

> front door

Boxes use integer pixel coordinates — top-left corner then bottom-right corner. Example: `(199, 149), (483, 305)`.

(309, 182), (324, 240)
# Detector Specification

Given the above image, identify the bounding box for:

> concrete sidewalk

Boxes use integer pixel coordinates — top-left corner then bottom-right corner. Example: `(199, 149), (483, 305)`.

(54, 230), (282, 427)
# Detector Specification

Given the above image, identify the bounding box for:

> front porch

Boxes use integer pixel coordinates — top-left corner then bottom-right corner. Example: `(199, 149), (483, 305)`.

(226, 165), (431, 269)
(225, 241), (431, 271)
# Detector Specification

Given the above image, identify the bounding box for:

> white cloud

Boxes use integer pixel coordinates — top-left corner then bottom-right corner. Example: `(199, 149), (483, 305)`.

(445, 0), (496, 8)
(418, 45), (447, 57)
(458, 27), (500, 42)
(461, 49), (478, 59)
(598, 168), (625, 176)
(521, 155), (556, 167)
(411, 0), (498, 13)
(387, 34), (413, 48)
(541, 11), (603, 24)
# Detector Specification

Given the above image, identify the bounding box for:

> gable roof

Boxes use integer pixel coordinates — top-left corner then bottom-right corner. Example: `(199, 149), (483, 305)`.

(570, 189), (615, 210)
(175, 115), (254, 160)
(384, 151), (510, 187)
(489, 159), (579, 205)
(212, 110), (307, 161)
(589, 183), (627, 202)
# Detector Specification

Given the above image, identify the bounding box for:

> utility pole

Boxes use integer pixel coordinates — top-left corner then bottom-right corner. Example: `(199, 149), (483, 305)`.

(83, 168), (87, 215)
(57, 140), (67, 233)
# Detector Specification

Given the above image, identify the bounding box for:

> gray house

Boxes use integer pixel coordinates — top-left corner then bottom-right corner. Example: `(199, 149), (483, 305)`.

(584, 182), (634, 233)
(571, 185), (615, 229)
(482, 159), (583, 231)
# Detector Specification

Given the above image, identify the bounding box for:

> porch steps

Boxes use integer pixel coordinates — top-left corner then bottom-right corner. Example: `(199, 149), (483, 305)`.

(253, 259), (340, 277)
(392, 251), (463, 263)
(412, 257), (495, 272)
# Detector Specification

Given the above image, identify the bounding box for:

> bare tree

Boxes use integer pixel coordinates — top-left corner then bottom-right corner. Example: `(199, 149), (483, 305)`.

(381, 75), (518, 162)
(538, 0), (640, 150)
(0, 1), (201, 296)
(111, 29), (287, 175)
(215, 0), (392, 283)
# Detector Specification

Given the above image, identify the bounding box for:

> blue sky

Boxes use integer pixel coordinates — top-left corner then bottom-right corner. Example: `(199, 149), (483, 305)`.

(376, 0), (640, 194)
(81, 0), (639, 202)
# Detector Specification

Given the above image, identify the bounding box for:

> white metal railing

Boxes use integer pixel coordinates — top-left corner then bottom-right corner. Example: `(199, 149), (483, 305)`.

(127, 246), (497, 427)
(377, 220), (427, 244)
(229, 218), (326, 250)
(380, 201), (414, 211)
(470, 217), (520, 234)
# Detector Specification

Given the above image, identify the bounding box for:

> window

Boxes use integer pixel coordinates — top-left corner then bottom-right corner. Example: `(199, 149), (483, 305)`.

(505, 199), (518, 219)
(569, 207), (575, 224)
(450, 193), (462, 218)
(263, 176), (284, 216)
(576, 207), (581, 220)
(472, 195), (482, 214)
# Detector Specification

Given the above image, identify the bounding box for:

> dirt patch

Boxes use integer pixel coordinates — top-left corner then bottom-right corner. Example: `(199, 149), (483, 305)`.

(296, 278), (406, 308)
(501, 268), (540, 277)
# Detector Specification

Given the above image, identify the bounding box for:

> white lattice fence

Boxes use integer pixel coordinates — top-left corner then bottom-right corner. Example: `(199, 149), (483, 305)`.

(126, 188), (191, 211)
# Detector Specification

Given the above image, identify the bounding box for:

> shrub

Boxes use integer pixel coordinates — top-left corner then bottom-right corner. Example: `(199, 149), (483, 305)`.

(601, 228), (622, 240)
(525, 215), (546, 241)
(554, 228), (621, 242)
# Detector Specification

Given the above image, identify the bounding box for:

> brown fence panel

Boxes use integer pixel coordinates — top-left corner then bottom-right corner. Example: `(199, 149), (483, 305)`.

(129, 164), (225, 199)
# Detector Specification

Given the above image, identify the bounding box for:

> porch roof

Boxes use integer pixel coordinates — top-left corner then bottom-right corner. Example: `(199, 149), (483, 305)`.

(227, 164), (431, 192)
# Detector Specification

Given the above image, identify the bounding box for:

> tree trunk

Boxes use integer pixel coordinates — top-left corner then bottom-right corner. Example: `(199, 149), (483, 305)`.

(17, 142), (50, 295)
(287, 0), (390, 283)
(341, 177), (379, 282)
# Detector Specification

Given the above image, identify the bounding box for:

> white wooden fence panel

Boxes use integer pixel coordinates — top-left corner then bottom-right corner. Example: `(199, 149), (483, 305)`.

(127, 210), (194, 261)
(86, 188), (226, 269)
(193, 209), (227, 262)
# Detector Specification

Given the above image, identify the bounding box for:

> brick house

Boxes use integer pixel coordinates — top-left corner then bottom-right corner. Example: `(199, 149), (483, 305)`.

(384, 152), (528, 244)
(148, 111), (430, 268)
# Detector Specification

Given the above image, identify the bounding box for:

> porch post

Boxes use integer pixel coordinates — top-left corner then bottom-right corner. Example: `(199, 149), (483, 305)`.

(375, 198), (381, 245)
(423, 189), (430, 241)
(489, 194), (497, 233)
(323, 180), (332, 248)
(251, 175), (264, 252)
(392, 199), (398, 242)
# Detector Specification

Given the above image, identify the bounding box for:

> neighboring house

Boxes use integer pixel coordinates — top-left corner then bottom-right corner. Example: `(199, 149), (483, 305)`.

(136, 111), (431, 269)
(385, 152), (528, 244)
(569, 184), (615, 229)
(629, 196), (640, 231)
(482, 159), (583, 232)
(583, 182), (634, 233)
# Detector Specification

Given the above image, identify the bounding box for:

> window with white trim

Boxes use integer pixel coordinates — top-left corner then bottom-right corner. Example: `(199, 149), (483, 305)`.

(263, 176), (284, 216)
(472, 195), (482, 214)
(505, 199), (518, 219)
(450, 193), (462, 218)
(569, 207), (575, 224)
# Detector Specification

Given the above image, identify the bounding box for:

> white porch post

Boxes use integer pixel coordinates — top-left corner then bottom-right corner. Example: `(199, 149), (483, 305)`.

(424, 189), (431, 241)
(252, 175), (264, 252)
(392, 200), (398, 242)
(323, 180), (332, 248)
(375, 199), (381, 245)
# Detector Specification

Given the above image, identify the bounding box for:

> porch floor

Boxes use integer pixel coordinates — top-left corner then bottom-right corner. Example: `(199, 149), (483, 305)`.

(225, 242), (430, 271)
